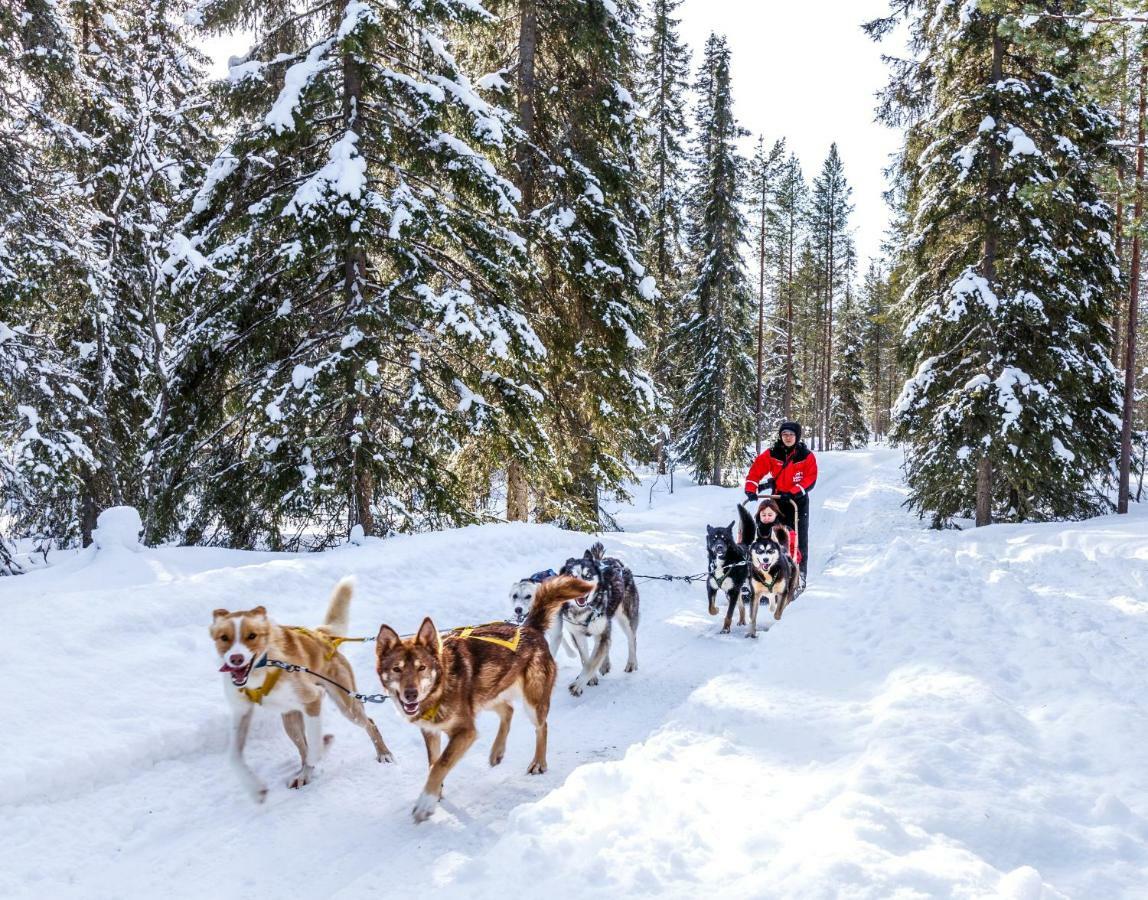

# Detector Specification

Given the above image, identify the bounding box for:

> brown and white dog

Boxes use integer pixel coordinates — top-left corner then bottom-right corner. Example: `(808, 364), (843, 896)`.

(211, 578), (393, 802)
(375, 574), (593, 822)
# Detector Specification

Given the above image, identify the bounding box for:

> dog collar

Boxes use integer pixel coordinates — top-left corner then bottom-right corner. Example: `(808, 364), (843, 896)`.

(239, 665), (281, 704)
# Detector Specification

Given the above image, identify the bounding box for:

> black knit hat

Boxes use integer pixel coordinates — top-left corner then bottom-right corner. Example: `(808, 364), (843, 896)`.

(779, 421), (801, 440)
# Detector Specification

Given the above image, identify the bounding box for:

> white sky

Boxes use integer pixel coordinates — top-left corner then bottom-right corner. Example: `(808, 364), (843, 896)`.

(199, 0), (905, 269)
(680, 0), (904, 268)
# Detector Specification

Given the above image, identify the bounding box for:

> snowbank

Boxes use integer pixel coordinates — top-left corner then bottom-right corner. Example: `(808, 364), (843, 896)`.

(2, 450), (1147, 898)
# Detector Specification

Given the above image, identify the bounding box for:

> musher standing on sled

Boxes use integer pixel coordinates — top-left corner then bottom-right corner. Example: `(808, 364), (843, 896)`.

(744, 421), (817, 588)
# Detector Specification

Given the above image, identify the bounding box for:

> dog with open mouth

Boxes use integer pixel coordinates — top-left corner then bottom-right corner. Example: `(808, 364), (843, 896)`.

(210, 577), (394, 802)
(742, 524), (800, 638)
(557, 542), (640, 696)
(375, 574), (593, 823)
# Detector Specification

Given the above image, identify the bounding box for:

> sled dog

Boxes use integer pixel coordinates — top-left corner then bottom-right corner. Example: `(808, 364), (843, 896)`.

(743, 524), (800, 638)
(707, 518), (749, 633)
(375, 575), (593, 823)
(511, 569), (581, 661)
(210, 578), (394, 802)
(558, 542), (641, 696)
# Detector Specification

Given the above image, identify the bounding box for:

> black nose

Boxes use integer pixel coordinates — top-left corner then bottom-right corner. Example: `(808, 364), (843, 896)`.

(514, 606), (523, 615)
(229, 654), (244, 665)
(403, 688), (418, 702)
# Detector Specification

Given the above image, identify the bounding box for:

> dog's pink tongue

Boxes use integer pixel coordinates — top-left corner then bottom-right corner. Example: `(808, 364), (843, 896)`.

(219, 663), (233, 673)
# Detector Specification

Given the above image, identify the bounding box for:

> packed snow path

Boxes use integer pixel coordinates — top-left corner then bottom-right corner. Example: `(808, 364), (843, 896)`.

(3, 449), (1148, 898)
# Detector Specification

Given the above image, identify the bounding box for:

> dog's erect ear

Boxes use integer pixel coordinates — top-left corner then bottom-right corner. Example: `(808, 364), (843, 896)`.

(212, 608), (229, 620)
(707, 525), (714, 535)
(728, 521), (735, 532)
(416, 617), (441, 654)
(249, 605), (266, 617)
(375, 625), (401, 660)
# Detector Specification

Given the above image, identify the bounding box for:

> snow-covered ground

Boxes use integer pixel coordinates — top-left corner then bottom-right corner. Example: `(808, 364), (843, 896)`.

(3, 448), (1148, 898)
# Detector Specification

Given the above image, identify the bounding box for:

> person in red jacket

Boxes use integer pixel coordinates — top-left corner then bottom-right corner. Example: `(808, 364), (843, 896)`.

(745, 421), (817, 584)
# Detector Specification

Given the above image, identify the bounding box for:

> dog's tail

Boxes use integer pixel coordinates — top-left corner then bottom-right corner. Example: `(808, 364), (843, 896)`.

(737, 503), (756, 545)
(525, 574), (595, 632)
(589, 541), (605, 560)
(320, 576), (355, 635)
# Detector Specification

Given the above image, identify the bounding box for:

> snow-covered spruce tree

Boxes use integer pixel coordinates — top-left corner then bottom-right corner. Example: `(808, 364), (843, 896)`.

(80, 0), (214, 539)
(830, 264), (869, 449)
(1, 0), (208, 550)
(671, 33), (754, 485)
(0, 2), (96, 558)
(481, 0), (655, 529)
(638, 0), (692, 463)
(159, 0), (544, 547)
(870, 2), (1122, 525)
(747, 136), (786, 452)
(769, 150), (807, 418)
(806, 142), (854, 449)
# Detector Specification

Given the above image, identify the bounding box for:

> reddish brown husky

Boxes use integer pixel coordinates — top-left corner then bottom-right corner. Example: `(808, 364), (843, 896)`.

(375, 574), (592, 822)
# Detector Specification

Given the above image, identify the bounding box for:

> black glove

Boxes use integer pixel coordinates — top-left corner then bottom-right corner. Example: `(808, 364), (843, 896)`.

(745, 490), (758, 501)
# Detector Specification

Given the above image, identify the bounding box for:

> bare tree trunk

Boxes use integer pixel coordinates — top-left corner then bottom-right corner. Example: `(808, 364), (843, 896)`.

(783, 218), (795, 417)
(343, 48), (374, 537)
(506, 1), (538, 522)
(506, 459), (529, 521)
(1115, 27), (1130, 366)
(976, 22), (1005, 527)
(976, 456), (992, 527)
(1119, 36), (1147, 514)
(756, 178), (766, 454)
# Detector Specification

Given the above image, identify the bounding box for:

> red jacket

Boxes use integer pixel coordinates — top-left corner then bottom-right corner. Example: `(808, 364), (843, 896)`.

(745, 441), (818, 497)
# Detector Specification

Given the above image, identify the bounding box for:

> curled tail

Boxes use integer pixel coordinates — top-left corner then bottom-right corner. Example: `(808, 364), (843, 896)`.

(589, 541), (605, 560)
(320, 576), (355, 635)
(525, 574), (595, 632)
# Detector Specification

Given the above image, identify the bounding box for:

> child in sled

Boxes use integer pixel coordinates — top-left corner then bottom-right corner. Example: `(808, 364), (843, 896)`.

(753, 498), (802, 568)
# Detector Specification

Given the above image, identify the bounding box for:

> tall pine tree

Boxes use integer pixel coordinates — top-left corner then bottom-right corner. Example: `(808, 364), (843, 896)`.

(671, 33), (754, 485)
(871, 1), (1122, 525)
(159, 0), (544, 547)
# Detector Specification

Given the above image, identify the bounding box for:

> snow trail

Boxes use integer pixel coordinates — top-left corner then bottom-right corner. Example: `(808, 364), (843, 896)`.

(2, 449), (1147, 898)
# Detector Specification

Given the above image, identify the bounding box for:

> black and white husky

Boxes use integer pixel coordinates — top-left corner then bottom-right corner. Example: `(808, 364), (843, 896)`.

(707, 519), (749, 633)
(742, 524), (800, 638)
(558, 542), (640, 696)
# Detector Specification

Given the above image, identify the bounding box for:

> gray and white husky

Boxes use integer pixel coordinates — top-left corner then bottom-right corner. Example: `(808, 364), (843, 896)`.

(558, 542), (640, 696)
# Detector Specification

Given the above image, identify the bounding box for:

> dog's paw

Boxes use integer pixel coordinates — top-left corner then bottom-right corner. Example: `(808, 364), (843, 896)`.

(489, 748), (505, 767)
(719, 626), (730, 634)
(324, 734), (335, 747)
(527, 760), (547, 775)
(247, 782), (269, 804)
(287, 766), (314, 789)
(745, 631), (758, 640)
(568, 681), (584, 696)
(411, 792), (438, 823)
(625, 661), (637, 673)
(599, 659), (611, 676)
(378, 750), (395, 764)
(708, 604), (718, 616)
(587, 675), (599, 687)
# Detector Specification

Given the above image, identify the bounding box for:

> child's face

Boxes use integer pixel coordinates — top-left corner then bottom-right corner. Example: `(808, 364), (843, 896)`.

(758, 507), (777, 524)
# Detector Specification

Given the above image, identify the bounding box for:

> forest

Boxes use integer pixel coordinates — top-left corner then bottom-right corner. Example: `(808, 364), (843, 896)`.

(2, 0), (1147, 569)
